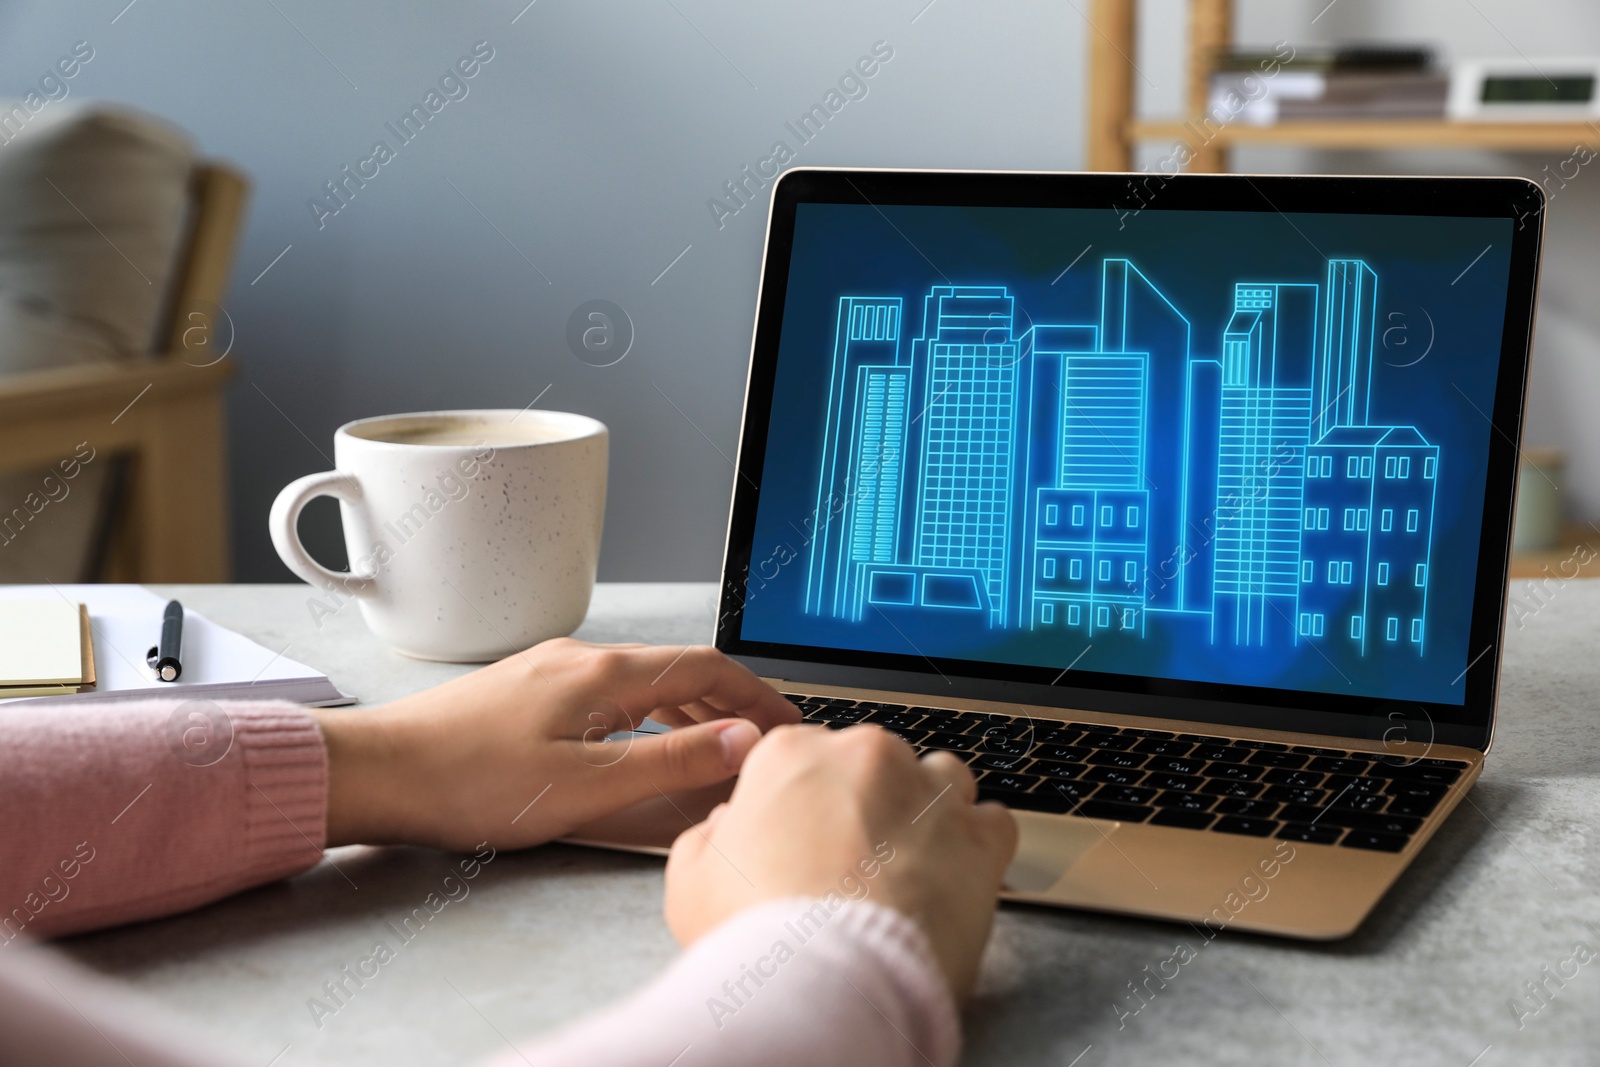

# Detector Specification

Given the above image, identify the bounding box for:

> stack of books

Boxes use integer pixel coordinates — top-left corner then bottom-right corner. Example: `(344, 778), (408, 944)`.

(1210, 45), (1447, 126)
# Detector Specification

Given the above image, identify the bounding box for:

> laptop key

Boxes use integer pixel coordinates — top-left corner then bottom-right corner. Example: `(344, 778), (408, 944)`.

(1339, 831), (1409, 852)
(1150, 809), (1216, 830)
(1031, 759), (1085, 780)
(1087, 749), (1147, 769)
(1213, 816), (1277, 837)
(1317, 809), (1422, 836)
(1074, 799), (1154, 823)
(866, 710), (929, 730)
(1034, 744), (1093, 762)
(1385, 779), (1449, 799)
(1308, 757), (1372, 775)
(1263, 769), (1325, 788)
(1083, 766), (1146, 786)
(1323, 774), (1386, 796)
(971, 752), (1034, 772)
(1290, 745), (1348, 757)
(1247, 750), (1309, 769)
(1123, 728), (1174, 739)
(1073, 721), (1120, 733)
(804, 705), (873, 723)
(946, 712), (994, 733)
(1213, 798), (1280, 818)
(971, 736), (1033, 757)
(968, 716), (1034, 740)
(1386, 795), (1443, 818)
(1339, 792), (1389, 813)
(1230, 739), (1289, 751)
(1034, 726), (1087, 746)
(1192, 744), (1237, 762)
(1040, 779), (1097, 803)
(1153, 791), (1215, 811)
(921, 730), (978, 752)
(1079, 732), (1139, 751)
(1146, 756), (1206, 776)
(853, 702), (909, 715)
(1146, 772), (1205, 793)
(1277, 823), (1342, 844)
(1275, 803), (1324, 823)
(1133, 738), (1195, 757)
(981, 772), (1044, 793)
(1385, 780), (1446, 807)
(1205, 761), (1264, 782)
(1098, 785), (1158, 806)
(1368, 763), (1463, 786)
(977, 785), (1074, 815)
(1201, 780), (1263, 799)
(883, 727), (929, 746)
(1263, 786), (1326, 806)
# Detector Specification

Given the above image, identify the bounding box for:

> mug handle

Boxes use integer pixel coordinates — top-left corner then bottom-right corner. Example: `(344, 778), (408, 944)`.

(268, 471), (376, 596)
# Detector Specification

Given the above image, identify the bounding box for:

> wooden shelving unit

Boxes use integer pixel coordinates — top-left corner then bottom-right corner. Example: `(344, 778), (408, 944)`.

(1091, 0), (1600, 581)
(1088, 0), (1600, 173)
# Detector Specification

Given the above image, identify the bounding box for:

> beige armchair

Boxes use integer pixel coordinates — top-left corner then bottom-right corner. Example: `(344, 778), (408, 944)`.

(0, 122), (247, 582)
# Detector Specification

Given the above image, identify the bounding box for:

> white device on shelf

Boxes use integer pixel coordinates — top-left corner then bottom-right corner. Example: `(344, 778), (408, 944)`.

(1448, 57), (1600, 121)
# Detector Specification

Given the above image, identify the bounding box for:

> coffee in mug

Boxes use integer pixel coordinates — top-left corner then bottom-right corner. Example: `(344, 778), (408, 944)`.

(269, 409), (607, 661)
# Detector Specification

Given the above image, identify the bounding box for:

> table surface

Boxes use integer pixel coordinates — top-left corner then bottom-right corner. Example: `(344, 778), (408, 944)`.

(56, 582), (1600, 1067)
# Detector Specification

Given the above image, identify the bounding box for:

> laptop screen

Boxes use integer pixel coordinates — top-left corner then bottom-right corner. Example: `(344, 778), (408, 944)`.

(723, 173), (1538, 732)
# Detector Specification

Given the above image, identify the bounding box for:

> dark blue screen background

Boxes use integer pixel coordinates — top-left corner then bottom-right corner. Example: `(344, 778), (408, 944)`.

(739, 202), (1513, 706)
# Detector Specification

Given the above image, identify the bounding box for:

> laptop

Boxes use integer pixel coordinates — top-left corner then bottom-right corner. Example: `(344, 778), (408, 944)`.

(572, 168), (1545, 939)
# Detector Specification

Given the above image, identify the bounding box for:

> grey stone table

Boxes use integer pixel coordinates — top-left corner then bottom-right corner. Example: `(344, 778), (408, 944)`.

(56, 582), (1600, 1066)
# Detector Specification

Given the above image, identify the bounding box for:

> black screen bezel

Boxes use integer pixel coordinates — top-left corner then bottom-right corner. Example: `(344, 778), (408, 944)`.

(715, 169), (1545, 752)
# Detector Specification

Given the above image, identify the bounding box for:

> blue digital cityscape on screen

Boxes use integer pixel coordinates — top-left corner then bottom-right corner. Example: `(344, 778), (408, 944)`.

(741, 203), (1514, 706)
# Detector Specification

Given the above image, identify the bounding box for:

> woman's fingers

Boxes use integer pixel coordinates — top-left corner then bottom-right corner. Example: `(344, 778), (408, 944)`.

(587, 645), (800, 731)
(972, 801), (1021, 869)
(918, 749), (978, 805)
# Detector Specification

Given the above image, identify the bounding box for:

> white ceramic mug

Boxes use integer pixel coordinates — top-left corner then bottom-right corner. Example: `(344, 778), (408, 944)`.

(269, 409), (607, 662)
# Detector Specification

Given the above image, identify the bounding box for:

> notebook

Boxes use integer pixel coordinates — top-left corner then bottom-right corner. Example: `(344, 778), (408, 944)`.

(0, 585), (352, 707)
(0, 600), (96, 696)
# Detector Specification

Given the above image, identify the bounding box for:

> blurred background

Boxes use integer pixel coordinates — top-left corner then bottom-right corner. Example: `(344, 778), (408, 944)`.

(1, 0), (1596, 583)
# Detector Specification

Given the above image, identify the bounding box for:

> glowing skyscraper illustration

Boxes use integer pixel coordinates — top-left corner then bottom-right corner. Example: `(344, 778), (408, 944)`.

(911, 288), (1020, 627)
(804, 255), (1439, 659)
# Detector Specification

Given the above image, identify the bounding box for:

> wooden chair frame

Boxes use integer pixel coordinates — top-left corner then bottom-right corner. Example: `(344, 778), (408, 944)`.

(0, 162), (248, 581)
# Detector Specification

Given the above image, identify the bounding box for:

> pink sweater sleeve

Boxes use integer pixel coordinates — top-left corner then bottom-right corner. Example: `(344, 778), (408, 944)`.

(495, 897), (963, 1067)
(0, 697), (962, 1066)
(0, 698), (327, 942)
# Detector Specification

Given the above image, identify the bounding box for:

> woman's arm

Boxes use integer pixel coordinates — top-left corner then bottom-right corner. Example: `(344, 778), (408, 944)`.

(0, 640), (1016, 1067)
(0, 699), (326, 942)
(500, 722), (1017, 1067)
(495, 898), (963, 1067)
(0, 639), (797, 941)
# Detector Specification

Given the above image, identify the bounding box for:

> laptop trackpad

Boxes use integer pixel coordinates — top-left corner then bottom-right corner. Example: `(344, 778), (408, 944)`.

(1004, 810), (1116, 893)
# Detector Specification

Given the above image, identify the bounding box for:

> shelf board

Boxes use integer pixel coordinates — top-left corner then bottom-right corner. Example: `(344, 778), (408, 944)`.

(1131, 118), (1600, 152)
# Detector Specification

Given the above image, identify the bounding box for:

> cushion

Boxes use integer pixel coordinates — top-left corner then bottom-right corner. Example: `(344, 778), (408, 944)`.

(0, 103), (194, 373)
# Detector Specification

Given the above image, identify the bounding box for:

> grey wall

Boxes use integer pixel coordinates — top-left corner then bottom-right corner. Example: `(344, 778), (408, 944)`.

(2, 0), (1596, 581)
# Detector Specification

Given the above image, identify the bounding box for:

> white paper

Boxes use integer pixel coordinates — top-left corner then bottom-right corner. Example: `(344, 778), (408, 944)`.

(0, 585), (351, 705)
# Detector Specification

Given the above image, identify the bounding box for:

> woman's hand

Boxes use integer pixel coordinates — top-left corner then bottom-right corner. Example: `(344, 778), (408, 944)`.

(663, 723), (1018, 1001)
(313, 639), (799, 850)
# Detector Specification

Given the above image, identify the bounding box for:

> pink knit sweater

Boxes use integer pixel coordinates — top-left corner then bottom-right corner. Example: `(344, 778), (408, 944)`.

(0, 700), (961, 1066)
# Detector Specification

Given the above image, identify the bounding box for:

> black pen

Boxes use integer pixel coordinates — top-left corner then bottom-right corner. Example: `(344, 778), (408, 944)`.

(147, 600), (184, 682)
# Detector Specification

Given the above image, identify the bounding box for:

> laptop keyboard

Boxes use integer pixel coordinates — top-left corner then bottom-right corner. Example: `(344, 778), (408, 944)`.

(784, 695), (1470, 852)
